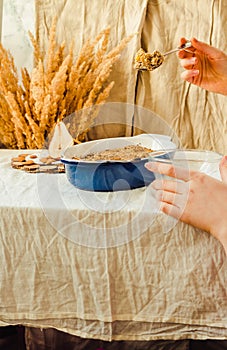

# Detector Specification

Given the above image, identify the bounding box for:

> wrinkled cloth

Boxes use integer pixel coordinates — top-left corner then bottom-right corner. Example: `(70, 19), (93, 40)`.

(36, 0), (227, 153)
(0, 150), (226, 341)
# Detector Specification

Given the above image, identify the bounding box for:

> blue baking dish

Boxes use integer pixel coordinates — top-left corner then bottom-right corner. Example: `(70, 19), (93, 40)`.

(61, 134), (176, 192)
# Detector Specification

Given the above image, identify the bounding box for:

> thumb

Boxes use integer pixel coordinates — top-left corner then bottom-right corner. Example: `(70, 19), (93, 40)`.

(219, 156), (227, 183)
(191, 37), (224, 59)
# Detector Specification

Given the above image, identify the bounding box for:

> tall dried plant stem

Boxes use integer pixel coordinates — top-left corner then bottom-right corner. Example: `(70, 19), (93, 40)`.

(0, 16), (135, 149)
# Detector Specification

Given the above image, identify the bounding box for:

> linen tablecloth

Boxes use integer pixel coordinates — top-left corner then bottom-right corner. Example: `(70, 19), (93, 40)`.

(0, 149), (226, 341)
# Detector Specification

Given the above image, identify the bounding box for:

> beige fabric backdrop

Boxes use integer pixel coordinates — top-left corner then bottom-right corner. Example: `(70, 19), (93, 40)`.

(36, 0), (227, 152)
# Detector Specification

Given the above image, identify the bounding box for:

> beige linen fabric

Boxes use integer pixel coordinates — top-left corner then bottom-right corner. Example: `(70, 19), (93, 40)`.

(135, 0), (227, 153)
(36, 0), (227, 153)
(0, 150), (226, 341)
(36, 0), (148, 139)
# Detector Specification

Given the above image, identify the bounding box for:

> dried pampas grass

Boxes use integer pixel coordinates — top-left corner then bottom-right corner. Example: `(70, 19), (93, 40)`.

(0, 19), (134, 149)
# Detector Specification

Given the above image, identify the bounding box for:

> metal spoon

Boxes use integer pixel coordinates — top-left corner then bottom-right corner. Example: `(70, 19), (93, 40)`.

(163, 41), (192, 57)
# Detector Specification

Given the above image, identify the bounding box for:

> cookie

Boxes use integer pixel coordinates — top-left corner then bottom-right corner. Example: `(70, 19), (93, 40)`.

(23, 164), (40, 173)
(11, 161), (27, 169)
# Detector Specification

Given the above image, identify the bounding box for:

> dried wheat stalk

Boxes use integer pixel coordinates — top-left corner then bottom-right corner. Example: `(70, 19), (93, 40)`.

(0, 18), (134, 149)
